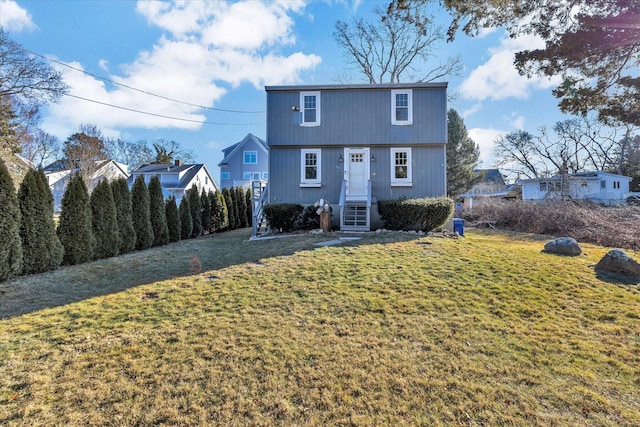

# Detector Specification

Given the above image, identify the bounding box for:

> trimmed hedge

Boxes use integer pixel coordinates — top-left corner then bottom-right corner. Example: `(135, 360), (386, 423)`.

(378, 197), (454, 232)
(263, 203), (304, 232)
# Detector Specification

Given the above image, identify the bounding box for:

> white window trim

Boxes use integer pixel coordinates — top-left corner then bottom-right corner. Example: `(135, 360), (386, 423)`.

(390, 147), (413, 186)
(300, 91), (321, 127)
(300, 148), (321, 187)
(243, 172), (251, 180)
(391, 89), (413, 125)
(221, 171), (230, 180)
(262, 172), (269, 180)
(243, 150), (257, 164)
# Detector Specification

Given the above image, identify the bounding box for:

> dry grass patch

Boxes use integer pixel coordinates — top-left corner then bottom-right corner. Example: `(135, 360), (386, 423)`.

(1, 229), (639, 426)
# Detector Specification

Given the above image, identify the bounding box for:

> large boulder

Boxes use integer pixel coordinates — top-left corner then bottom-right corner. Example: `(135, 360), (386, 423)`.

(543, 237), (582, 256)
(595, 249), (640, 280)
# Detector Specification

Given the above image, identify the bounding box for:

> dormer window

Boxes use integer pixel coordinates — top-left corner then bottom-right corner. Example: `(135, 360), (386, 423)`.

(391, 89), (413, 125)
(300, 91), (321, 127)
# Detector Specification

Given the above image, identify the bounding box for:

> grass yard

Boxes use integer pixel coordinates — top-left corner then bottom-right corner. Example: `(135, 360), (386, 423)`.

(1, 228), (639, 426)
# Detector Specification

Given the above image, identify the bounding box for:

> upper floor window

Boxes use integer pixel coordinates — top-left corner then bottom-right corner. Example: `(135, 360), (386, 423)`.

(390, 147), (412, 186)
(301, 149), (321, 186)
(601, 180), (606, 189)
(300, 91), (321, 126)
(244, 151), (257, 164)
(613, 181), (620, 189)
(391, 89), (413, 125)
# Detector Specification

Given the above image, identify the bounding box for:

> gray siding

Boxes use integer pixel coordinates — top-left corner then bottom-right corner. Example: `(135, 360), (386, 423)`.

(220, 139), (268, 189)
(267, 86), (447, 147)
(269, 145), (446, 205)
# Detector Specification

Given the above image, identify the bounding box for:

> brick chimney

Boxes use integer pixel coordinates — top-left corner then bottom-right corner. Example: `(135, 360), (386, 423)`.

(174, 159), (182, 167)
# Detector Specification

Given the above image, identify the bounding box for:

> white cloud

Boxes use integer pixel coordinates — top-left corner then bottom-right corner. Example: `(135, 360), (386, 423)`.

(43, 0), (320, 139)
(460, 33), (562, 101)
(468, 127), (506, 167)
(0, 0), (36, 32)
(511, 114), (525, 130)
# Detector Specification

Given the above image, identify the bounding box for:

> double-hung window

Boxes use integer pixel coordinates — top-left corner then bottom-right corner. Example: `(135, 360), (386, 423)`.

(391, 89), (413, 125)
(301, 149), (321, 186)
(390, 148), (412, 186)
(244, 151), (257, 164)
(300, 91), (321, 126)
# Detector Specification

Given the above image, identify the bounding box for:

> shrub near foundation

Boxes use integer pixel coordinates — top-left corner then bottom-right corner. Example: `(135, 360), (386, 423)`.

(378, 197), (454, 231)
(263, 203), (304, 232)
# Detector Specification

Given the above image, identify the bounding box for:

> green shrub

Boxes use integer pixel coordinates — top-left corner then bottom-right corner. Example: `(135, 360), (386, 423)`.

(165, 196), (181, 243)
(378, 197), (454, 232)
(90, 179), (120, 259)
(263, 203), (304, 232)
(58, 173), (95, 265)
(148, 176), (169, 246)
(18, 169), (63, 274)
(222, 188), (235, 230)
(236, 186), (247, 228)
(245, 188), (253, 227)
(214, 190), (228, 231)
(0, 159), (23, 280)
(111, 178), (136, 254)
(201, 188), (212, 234)
(179, 196), (192, 240)
(295, 204), (321, 230)
(131, 175), (154, 250)
(188, 185), (202, 238)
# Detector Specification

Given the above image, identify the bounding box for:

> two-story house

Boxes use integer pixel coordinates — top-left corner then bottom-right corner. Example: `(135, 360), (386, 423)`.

(260, 83), (448, 231)
(127, 160), (219, 205)
(218, 133), (268, 190)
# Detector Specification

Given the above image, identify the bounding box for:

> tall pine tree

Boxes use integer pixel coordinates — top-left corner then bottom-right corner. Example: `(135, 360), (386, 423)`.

(90, 179), (120, 259)
(188, 185), (202, 237)
(110, 178), (136, 254)
(217, 190), (229, 231)
(18, 169), (63, 274)
(447, 109), (482, 197)
(148, 176), (169, 246)
(131, 175), (154, 250)
(245, 187), (253, 227)
(179, 195), (192, 240)
(58, 173), (95, 265)
(235, 186), (247, 228)
(165, 196), (181, 242)
(0, 159), (23, 280)
(222, 188), (235, 230)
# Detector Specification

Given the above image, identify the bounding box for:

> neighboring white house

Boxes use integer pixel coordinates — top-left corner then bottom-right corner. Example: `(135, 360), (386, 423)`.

(521, 171), (634, 205)
(44, 159), (129, 212)
(127, 160), (219, 205)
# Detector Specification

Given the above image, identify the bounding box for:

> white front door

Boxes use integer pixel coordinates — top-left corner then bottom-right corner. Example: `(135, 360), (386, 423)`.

(345, 148), (370, 198)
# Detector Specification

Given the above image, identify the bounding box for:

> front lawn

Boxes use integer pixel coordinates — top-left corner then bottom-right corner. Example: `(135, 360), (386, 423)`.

(1, 229), (638, 425)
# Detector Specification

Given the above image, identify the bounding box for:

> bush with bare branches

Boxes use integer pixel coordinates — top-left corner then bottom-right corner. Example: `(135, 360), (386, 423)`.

(463, 199), (640, 250)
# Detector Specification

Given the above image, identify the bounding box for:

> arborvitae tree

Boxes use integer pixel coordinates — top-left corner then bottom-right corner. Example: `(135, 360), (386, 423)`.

(0, 160), (23, 280)
(236, 186), (247, 228)
(222, 188), (235, 230)
(230, 187), (241, 230)
(165, 196), (181, 242)
(208, 191), (219, 232)
(148, 176), (169, 246)
(90, 179), (120, 259)
(245, 187), (253, 227)
(131, 175), (154, 250)
(110, 177), (136, 254)
(217, 190), (229, 230)
(179, 195), (192, 240)
(188, 185), (202, 237)
(201, 188), (212, 234)
(18, 169), (63, 274)
(58, 173), (95, 265)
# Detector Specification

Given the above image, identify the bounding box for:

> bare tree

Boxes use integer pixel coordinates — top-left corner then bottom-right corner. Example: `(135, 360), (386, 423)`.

(334, 5), (461, 84)
(104, 138), (153, 171)
(62, 124), (108, 187)
(21, 129), (60, 168)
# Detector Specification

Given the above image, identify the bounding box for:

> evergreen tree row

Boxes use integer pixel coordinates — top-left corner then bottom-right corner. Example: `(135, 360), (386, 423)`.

(0, 161), (254, 282)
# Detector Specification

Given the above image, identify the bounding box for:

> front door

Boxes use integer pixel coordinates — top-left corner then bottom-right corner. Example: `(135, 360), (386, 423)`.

(345, 148), (370, 198)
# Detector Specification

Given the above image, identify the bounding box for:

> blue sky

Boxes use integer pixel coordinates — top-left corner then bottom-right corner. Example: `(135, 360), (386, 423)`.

(1, 0), (574, 179)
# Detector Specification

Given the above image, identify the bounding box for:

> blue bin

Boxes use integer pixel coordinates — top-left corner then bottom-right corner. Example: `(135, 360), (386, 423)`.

(453, 218), (465, 236)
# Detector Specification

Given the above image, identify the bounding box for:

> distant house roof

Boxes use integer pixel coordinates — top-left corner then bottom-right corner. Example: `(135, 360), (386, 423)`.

(128, 163), (218, 192)
(218, 133), (268, 166)
(520, 171), (632, 183)
(475, 169), (506, 186)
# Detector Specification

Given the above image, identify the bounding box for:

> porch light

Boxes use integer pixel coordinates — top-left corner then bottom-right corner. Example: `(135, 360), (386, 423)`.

(371, 155), (376, 162)
(339, 154), (343, 162)
(291, 105), (300, 111)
